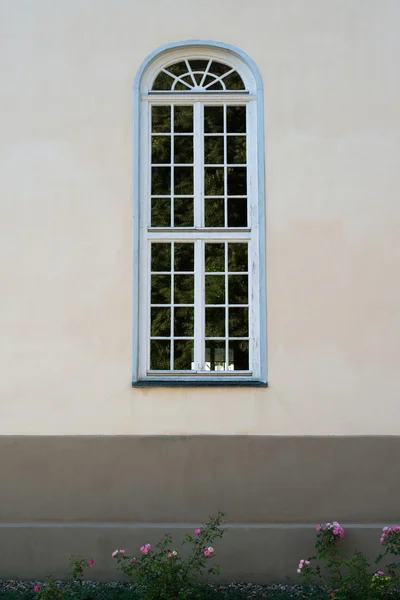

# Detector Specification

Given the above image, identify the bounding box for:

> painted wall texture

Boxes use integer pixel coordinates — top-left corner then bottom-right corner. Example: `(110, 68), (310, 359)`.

(1, 0), (400, 436)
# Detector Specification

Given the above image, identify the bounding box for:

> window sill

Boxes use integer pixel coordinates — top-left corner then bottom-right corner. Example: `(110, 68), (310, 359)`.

(132, 379), (268, 388)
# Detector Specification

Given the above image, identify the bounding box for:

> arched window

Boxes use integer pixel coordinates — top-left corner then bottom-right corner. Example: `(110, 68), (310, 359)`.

(132, 41), (267, 386)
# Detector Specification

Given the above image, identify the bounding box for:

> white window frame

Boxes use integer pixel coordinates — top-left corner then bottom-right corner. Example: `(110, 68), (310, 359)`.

(132, 41), (267, 386)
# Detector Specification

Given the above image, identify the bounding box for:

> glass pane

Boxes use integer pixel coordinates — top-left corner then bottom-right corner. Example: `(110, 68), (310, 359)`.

(151, 198), (171, 227)
(189, 59), (209, 72)
(166, 61), (188, 77)
(229, 307), (248, 337)
(204, 136), (224, 164)
(151, 307), (171, 336)
(205, 243), (225, 272)
(227, 136), (246, 164)
(210, 61), (231, 77)
(208, 81), (223, 90)
(174, 167), (193, 194)
(227, 167), (247, 195)
(174, 136), (193, 164)
(151, 243), (171, 271)
(228, 243), (248, 272)
(174, 307), (194, 336)
(205, 275), (225, 304)
(174, 106), (193, 133)
(150, 340), (170, 370)
(152, 106), (171, 133)
(152, 136), (171, 164)
(174, 275), (194, 304)
(151, 275), (171, 304)
(205, 167), (224, 196)
(223, 71), (245, 90)
(204, 106), (223, 133)
(174, 80), (191, 91)
(151, 167), (171, 195)
(174, 243), (194, 271)
(229, 341), (249, 370)
(205, 341), (226, 371)
(227, 106), (246, 133)
(205, 307), (225, 337)
(203, 74), (217, 88)
(228, 197), (247, 227)
(152, 72), (174, 91)
(174, 340), (193, 370)
(228, 275), (248, 304)
(205, 198), (224, 227)
(174, 198), (193, 227)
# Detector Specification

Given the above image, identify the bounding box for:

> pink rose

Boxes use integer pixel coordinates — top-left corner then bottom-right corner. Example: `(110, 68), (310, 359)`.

(316, 524), (322, 531)
(119, 549), (126, 554)
(376, 571), (385, 576)
(112, 550), (119, 558)
(168, 552), (172, 558)
(89, 559), (95, 567)
(194, 529), (201, 535)
(33, 585), (40, 593)
(130, 558), (137, 563)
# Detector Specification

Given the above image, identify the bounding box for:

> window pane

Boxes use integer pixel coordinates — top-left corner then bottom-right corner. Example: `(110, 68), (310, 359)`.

(151, 275), (171, 304)
(204, 136), (224, 164)
(228, 243), (248, 272)
(205, 340), (226, 371)
(174, 275), (194, 304)
(205, 198), (224, 227)
(151, 198), (171, 227)
(152, 167), (171, 195)
(210, 61), (231, 77)
(174, 340), (194, 370)
(174, 136), (193, 164)
(152, 106), (171, 133)
(174, 198), (193, 227)
(152, 136), (171, 164)
(204, 106), (223, 133)
(151, 243), (171, 271)
(150, 340), (170, 369)
(207, 80), (223, 91)
(227, 106), (246, 133)
(174, 167), (193, 194)
(227, 136), (246, 164)
(228, 341), (249, 370)
(223, 71), (245, 90)
(205, 275), (225, 304)
(174, 106), (193, 133)
(228, 275), (248, 304)
(205, 167), (224, 195)
(205, 243), (225, 272)
(227, 167), (247, 195)
(228, 198), (247, 227)
(152, 72), (174, 91)
(166, 61), (187, 77)
(174, 307), (194, 336)
(205, 307), (225, 337)
(174, 243), (194, 271)
(229, 307), (248, 337)
(151, 307), (171, 336)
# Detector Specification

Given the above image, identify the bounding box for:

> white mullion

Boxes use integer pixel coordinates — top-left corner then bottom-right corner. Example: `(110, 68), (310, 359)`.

(223, 104), (227, 228)
(225, 242), (229, 370)
(171, 241), (175, 370)
(194, 102), (203, 227)
(171, 105), (174, 227)
(194, 239), (204, 371)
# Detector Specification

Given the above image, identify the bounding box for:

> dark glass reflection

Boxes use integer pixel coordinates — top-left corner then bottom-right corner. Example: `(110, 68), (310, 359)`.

(228, 198), (247, 227)
(152, 72), (174, 91)
(174, 136), (193, 164)
(205, 198), (224, 227)
(205, 243), (225, 272)
(174, 106), (193, 133)
(174, 243), (194, 271)
(205, 307), (225, 337)
(152, 106), (171, 133)
(151, 198), (171, 227)
(228, 243), (248, 272)
(229, 307), (248, 337)
(174, 167), (193, 194)
(228, 275), (248, 304)
(205, 275), (225, 304)
(152, 136), (171, 164)
(204, 106), (223, 133)
(174, 340), (193, 370)
(166, 62), (187, 77)
(150, 340), (170, 370)
(174, 275), (194, 304)
(151, 167), (171, 195)
(205, 341), (226, 371)
(227, 136), (246, 164)
(174, 198), (193, 227)
(211, 61), (231, 77)
(151, 243), (171, 271)
(229, 341), (249, 370)
(151, 307), (171, 336)
(204, 136), (224, 164)
(205, 168), (224, 196)
(174, 307), (194, 336)
(227, 167), (247, 195)
(223, 71), (245, 90)
(227, 106), (246, 133)
(151, 275), (171, 304)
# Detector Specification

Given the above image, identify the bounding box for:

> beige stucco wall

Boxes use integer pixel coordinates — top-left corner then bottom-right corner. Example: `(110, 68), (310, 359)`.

(1, 0), (400, 435)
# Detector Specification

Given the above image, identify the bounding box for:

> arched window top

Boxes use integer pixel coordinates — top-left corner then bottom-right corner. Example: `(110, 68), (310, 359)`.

(151, 59), (246, 92)
(138, 41), (261, 96)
